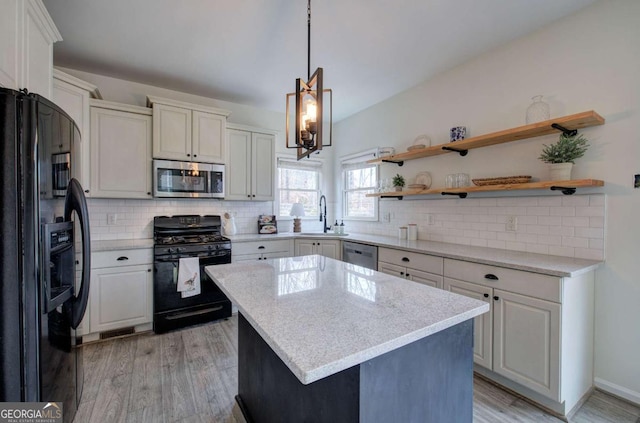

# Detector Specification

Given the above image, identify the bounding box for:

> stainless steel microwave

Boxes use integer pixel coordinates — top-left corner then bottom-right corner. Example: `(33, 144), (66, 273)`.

(153, 159), (225, 199)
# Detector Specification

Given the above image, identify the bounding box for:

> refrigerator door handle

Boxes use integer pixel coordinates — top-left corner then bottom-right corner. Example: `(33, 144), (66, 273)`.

(64, 178), (91, 329)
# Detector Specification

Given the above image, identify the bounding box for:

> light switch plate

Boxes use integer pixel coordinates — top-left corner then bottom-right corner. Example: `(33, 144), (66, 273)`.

(506, 216), (518, 232)
(107, 213), (117, 225)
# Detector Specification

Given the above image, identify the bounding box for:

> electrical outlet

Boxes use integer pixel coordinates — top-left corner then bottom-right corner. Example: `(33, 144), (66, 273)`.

(427, 214), (435, 225)
(382, 212), (391, 222)
(506, 216), (518, 232)
(107, 213), (117, 225)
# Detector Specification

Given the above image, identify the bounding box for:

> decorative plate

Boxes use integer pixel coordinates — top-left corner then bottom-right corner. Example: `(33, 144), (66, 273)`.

(414, 172), (432, 188)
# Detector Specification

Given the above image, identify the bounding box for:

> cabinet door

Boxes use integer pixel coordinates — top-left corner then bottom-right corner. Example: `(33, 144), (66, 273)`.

(152, 103), (191, 160)
(317, 240), (340, 260)
(378, 262), (406, 278)
(251, 132), (275, 201)
(493, 289), (561, 401)
(90, 107), (152, 198)
(407, 269), (443, 289)
(53, 78), (91, 191)
(444, 278), (493, 368)
(0, 0), (20, 89)
(294, 239), (316, 257)
(90, 264), (153, 333)
(192, 110), (225, 163)
(226, 129), (252, 200)
(23, 1), (55, 97)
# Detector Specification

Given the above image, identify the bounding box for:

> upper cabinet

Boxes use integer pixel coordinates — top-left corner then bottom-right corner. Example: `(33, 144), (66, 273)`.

(52, 69), (101, 193)
(226, 123), (276, 201)
(90, 99), (153, 199)
(147, 96), (231, 164)
(0, 0), (62, 97)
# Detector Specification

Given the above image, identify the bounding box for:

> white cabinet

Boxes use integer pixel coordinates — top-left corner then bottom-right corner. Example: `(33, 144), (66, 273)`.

(378, 247), (443, 289)
(226, 124), (276, 201)
(443, 258), (594, 416)
(0, 0), (61, 96)
(90, 249), (153, 334)
(52, 69), (101, 192)
(232, 239), (293, 262)
(89, 99), (153, 199)
(294, 238), (341, 260)
(147, 96), (230, 163)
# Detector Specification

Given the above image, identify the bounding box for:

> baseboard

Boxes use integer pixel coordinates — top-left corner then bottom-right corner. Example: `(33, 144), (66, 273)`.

(594, 378), (640, 406)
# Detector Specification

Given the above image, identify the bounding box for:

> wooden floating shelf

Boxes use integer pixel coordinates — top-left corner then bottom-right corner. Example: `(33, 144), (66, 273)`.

(367, 179), (605, 199)
(368, 111), (605, 165)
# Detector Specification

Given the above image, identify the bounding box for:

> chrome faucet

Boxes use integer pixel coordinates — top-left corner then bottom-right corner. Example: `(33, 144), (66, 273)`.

(319, 195), (330, 233)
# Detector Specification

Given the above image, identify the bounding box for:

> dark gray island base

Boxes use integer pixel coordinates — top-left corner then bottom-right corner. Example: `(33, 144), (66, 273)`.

(236, 313), (474, 423)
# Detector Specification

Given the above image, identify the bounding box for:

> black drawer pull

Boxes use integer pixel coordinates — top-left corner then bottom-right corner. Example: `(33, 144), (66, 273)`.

(258, 246), (265, 249)
(401, 257), (410, 262)
(117, 256), (129, 261)
(485, 274), (499, 280)
(483, 293), (489, 298)
(400, 272), (404, 276)
(493, 296), (500, 301)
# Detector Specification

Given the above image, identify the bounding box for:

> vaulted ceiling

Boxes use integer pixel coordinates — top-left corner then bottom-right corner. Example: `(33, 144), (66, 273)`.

(43, 0), (597, 121)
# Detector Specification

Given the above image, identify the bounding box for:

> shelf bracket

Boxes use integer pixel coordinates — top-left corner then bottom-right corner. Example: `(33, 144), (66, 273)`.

(551, 123), (578, 137)
(381, 159), (404, 167)
(550, 186), (576, 195)
(442, 146), (468, 156)
(381, 195), (403, 200)
(441, 192), (468, 199)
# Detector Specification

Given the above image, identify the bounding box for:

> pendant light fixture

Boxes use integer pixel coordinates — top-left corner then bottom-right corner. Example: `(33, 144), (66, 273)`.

(286, 0), (332, 160)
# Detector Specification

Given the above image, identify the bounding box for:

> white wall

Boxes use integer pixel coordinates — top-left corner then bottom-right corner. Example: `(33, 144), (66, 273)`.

(334, 0), (640, 402)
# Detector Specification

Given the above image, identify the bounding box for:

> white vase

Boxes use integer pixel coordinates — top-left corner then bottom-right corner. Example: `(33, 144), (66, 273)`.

(526, 95), (550, 124)
(548, 163), (573, 181)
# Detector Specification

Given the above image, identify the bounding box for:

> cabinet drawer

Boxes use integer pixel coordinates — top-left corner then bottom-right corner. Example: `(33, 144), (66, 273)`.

(232, 239), (292, 255)
(444, 259), (561, 303)
(378, 247), (443, 275)
(92, 248), (153, 269)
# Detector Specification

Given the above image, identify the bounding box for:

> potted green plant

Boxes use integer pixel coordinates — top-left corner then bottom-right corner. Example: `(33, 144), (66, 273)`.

(392, 173), (405, 191)
(538, 133), (589, 180)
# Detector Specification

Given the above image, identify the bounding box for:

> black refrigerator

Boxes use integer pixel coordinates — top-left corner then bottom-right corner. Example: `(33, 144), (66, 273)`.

(0, 87), (91, 423)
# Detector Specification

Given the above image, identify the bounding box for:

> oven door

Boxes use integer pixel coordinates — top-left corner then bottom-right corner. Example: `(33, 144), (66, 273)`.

(153, 251), (232, 333)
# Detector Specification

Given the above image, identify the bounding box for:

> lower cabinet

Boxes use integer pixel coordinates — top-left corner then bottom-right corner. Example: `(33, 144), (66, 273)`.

(232, 239), (293, 262)
(89, 249), (153, 334)
(294, 238), (341, 260)
(443, 258), (593, 416)
(377, 247), (443, 289)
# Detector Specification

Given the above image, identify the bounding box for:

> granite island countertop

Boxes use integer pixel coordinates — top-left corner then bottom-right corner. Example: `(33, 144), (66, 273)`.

(205, 255), (489, 385)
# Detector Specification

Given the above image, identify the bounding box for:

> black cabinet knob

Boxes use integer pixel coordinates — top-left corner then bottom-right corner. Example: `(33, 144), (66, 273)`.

(406, 274), (410, 278)
(147, 192), (151, 195)
(252, 194), (256, 197)
(493, 296), (500, 301)
(485, 274), (499, 280)
(400, 272), (404, 276)
(148, 269), (151, 272)
(193, 154), (197, 157)
(84, 189), (90, 193)
(483, 293), (489, 298)
(186, 153), (190, 157)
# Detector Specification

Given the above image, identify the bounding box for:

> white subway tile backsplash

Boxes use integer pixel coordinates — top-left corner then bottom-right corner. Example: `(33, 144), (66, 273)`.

(91, 194), (605, 261)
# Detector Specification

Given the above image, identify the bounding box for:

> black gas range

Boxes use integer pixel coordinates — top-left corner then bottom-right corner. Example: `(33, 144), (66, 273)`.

(153, 215), (232, 333)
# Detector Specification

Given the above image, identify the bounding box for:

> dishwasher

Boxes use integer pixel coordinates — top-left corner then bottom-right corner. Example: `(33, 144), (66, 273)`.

(342, 241), (378, 270)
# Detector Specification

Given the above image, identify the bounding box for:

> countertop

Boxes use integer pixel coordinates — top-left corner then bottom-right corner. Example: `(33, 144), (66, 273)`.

(227, 232), (602, 277)
(92, 232), (602, 277)
(205, 255), (489, 385)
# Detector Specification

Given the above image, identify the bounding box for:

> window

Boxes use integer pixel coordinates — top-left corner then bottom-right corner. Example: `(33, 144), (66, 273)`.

(277, 157), (322, 218)
(341, 150), (378, 220)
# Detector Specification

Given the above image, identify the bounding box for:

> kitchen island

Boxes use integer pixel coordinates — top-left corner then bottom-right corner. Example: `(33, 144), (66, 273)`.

(206, 255), (489, 423)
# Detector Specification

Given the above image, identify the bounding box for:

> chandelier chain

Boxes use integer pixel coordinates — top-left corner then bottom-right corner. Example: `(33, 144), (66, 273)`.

(307, 0), (311, 80)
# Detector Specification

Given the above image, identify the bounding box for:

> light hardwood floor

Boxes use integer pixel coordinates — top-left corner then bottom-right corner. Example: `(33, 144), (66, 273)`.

(74, 315), (640, 423)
